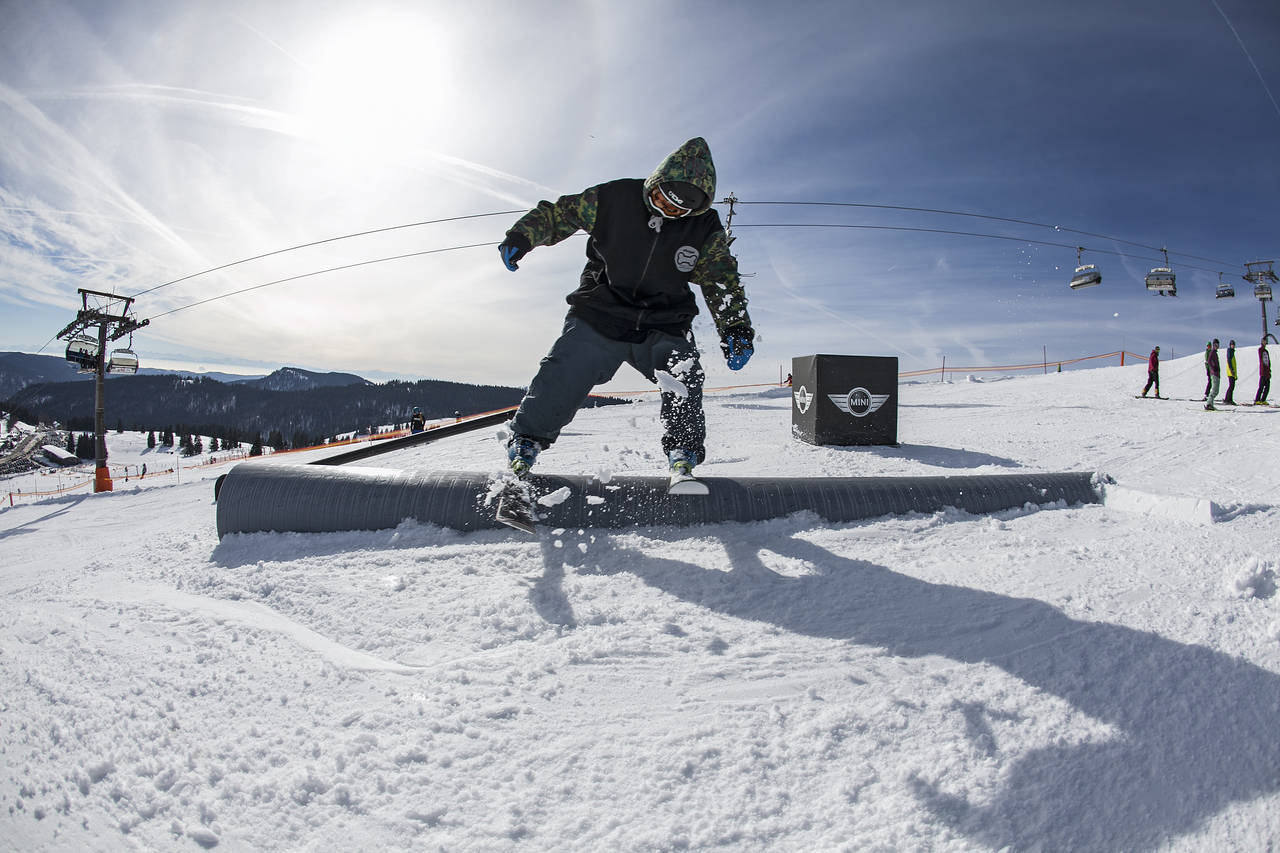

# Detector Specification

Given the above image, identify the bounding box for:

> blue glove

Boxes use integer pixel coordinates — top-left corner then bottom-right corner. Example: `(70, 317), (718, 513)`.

(498, 232), (531, 271)
(721, 332), (754, 371)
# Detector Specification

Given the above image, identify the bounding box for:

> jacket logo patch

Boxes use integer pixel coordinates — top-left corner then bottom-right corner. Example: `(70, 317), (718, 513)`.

(674, 246), (699, 273)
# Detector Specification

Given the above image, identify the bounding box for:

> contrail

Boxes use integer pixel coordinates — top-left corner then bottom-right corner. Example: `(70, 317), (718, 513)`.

(1210, 0), (1280, 123)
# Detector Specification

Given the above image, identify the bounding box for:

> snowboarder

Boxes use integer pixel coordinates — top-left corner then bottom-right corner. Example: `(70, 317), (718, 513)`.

(1140, 346), (1160, 397)
(1256, 338), (1271, 405)
(495, 137), (752, 506)
(1223, 340), (1237, 405)
(1205, 339), (1221, 410)
(409, 407), (426, 433)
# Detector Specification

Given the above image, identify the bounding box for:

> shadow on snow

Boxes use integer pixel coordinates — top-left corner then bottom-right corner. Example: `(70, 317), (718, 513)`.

(545, 525), (1280, 851)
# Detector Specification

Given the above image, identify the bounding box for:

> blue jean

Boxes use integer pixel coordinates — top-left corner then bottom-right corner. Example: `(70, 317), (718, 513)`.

(509, 314), (707, 461)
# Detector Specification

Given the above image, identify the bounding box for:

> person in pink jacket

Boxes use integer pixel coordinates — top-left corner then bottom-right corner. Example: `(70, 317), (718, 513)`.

(1141, 346), (1161, 397)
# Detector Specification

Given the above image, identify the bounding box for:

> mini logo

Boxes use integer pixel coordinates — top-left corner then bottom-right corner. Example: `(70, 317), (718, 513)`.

(828, 387), (890, 418)
(793, 385), (812, 413)
(674, 246), (699, 272)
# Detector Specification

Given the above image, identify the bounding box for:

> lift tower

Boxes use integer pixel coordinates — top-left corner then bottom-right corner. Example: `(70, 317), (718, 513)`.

(54, 290), (149, 492)
(1245, 261), (1278, 340)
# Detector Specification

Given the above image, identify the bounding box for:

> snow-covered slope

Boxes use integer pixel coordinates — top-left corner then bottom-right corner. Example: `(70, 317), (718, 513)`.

(2, 352), (1279, 852)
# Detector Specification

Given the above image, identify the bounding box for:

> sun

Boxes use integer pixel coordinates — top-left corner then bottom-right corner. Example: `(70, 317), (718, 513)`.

(295, 9), (452, 156)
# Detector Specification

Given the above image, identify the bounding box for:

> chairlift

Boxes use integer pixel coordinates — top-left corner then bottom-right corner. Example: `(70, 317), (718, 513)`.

(64, 333), (100, 371)
(1215, 273), (1234, 299)
(1145, 249), (1176, 296)
(108, 348), (139, 374)
(1068, 247), (1101, 289)
(1256, 281), (1274, 302)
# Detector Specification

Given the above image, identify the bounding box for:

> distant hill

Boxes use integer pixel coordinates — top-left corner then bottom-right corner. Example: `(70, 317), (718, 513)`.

(238, 366), (370, 392)
(0, 352), (87, 398)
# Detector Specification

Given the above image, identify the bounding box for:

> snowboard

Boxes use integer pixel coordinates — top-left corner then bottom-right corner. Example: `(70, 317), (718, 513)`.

(495, 479), (536, 534)
(669, 469), (709, 496)
(1133, 395), (1167, 399)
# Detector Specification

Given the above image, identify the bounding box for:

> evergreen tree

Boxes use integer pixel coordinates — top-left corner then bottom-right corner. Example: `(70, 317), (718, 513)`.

(249, 435), (263, 457)
(209, 436), (219, 452)
(66, 432), (76, 454)
(115, 418), (124, 434)
(147, 431), (156, 449)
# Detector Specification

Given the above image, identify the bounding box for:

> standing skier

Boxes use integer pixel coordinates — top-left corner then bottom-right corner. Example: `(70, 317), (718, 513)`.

(1205, 339), (1221, 411)
(496, 137), (752, 492)
(1141, 346), (1160, 397)
(1222, 340), (1237, 405)
(1203, 341), (1213, 400)
(1256, 338), (1272, 405)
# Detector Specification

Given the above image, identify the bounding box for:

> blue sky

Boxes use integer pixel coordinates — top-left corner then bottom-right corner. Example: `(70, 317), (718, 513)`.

(1, 0), (1278, 389)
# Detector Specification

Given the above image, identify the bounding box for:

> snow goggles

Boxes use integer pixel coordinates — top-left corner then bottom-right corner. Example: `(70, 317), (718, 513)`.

(649, 182), (701, 218)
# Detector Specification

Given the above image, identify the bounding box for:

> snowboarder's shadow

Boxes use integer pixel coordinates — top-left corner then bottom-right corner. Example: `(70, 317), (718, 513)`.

(531, 536), (576, 627)
(579, 527), (1280, 851)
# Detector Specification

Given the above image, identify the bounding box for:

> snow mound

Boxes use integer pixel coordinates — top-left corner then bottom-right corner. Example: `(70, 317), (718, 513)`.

(1100, 483), (1217, 525)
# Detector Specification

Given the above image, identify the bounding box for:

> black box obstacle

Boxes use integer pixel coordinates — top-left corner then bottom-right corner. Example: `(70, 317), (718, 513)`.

(791, 354), (898, 446)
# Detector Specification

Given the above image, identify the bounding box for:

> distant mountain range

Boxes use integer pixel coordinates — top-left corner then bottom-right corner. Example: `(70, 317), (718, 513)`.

(0, 348), (552, 440)
(0, 351), (586, 446)
(0, 351), (278, 399)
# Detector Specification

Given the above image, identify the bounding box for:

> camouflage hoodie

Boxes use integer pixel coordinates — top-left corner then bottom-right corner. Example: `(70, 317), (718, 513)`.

(505, 138), (752, 343)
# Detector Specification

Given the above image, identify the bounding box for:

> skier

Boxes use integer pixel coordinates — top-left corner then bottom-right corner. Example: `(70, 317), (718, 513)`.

(1222, 340), (1237, 405)
(1202, 341), (1213, 401)
(495, 137), (752, 508)
(409, 407), (426, 433)
(1256, 338), (1272, 405)
(1140, 346), (1160, 397)
(1205, 339), (1221, 411)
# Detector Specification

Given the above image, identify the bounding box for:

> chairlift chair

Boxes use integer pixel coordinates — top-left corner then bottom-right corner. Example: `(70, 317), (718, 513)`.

(1215, 273), (1234, 299)
(108, 348), (139, 374)
(64, 334), (100, 372)
(1256, 281), (1274, 302)
(1145, 268), (1176, 296)
(1068, 248), (1101, 289)
(1145, 249), (1176, 296)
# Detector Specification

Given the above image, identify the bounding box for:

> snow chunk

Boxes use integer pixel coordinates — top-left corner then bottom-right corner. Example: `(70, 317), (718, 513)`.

(537, 487), (573, 507)
(1224, 557), (1277, 600)
(654, 369), (688, 397)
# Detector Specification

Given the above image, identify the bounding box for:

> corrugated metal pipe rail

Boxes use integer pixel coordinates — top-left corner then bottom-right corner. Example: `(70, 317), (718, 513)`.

(214, 463), (1100, 538)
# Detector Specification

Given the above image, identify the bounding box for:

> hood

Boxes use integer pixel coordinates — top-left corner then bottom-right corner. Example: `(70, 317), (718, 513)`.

(643, 137), (717, 216)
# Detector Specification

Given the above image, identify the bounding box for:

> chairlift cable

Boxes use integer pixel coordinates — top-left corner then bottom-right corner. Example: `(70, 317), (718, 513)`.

(730, 223), (1227, 273)
(143, 241), (499, 322)
(128, 210), (524, 299)
(730, 200), (1242, 269)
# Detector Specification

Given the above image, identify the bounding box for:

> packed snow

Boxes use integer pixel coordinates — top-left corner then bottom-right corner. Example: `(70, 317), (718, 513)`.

(3, 349), (1280, 852)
